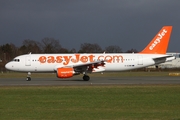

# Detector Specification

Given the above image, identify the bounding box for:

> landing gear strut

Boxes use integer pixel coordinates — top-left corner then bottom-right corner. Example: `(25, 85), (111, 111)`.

(83, 75), (90, 81)
(26, 72), (31, 81)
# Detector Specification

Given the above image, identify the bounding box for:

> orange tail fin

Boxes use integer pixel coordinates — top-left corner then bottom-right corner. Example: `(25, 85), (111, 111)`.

(140, 26), (172, 54)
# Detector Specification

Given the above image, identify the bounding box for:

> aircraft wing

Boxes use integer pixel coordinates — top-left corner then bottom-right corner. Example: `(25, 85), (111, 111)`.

(72, 60), (106, 73)
(72, 60), (105, 68)
(69, 60), (105, 73)
(54, 60), (106, 72)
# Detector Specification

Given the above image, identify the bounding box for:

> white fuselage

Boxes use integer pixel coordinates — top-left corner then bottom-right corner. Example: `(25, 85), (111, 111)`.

(5, 53), (173, 73)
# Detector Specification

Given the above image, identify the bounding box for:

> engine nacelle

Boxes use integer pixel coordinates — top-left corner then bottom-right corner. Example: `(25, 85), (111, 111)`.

(56, 68), (74, 78)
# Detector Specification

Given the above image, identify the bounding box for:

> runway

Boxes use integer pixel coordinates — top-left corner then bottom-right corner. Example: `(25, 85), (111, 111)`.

(0, 76), (180, 86)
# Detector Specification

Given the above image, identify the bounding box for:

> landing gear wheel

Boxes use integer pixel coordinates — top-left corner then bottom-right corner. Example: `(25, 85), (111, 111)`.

(26, 72), (31, 81)
(26, 77), (31, 81)
(83, 75), (90, 81)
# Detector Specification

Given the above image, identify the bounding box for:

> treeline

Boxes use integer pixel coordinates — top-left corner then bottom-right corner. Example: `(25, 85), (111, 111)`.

(0, 37), (138, 63)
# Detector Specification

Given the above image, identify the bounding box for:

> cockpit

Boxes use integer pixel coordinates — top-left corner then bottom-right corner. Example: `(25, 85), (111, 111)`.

(13, 59), (20, 62)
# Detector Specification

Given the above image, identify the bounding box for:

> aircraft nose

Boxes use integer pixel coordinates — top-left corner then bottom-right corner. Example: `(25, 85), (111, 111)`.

(5, 62), (13, 70)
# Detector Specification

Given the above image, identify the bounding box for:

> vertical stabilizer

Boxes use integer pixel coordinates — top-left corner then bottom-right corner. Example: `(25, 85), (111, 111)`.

(140, 26), (172, 54)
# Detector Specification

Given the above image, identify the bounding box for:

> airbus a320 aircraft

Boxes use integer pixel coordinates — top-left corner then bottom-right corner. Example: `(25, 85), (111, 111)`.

(5, 26), (174, 81)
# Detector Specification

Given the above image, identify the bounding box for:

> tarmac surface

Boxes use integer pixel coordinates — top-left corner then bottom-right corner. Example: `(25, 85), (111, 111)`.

(0, 76), (180, 86)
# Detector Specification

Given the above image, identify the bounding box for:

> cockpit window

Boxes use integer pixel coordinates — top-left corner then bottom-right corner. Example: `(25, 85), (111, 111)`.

(13, 59), (20, 62)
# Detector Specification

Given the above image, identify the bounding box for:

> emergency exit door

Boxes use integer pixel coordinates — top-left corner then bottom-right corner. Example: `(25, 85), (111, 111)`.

(138, 56), (143, 65)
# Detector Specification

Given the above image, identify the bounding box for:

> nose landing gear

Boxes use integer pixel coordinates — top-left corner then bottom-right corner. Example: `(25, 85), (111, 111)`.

(26, 72), (31, 81)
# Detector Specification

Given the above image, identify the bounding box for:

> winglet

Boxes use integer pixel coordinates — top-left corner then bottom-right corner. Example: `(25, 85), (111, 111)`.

(140, 26), (172, 54)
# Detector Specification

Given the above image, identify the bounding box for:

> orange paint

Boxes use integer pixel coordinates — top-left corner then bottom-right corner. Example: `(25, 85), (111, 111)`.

(140, 26), (172, 54)
(112, 55), (124, 63)
(56, 68), (74, 78)
(88, 55), (95, 62)
(56, 56), (63, 63)
(71, 54), (80, 63)
(80, 56), (88, 63)
(38, 54), (124, 65)
(39, 56), (46, 63)
(47, 56), (55, 63)
(63, 56), (72, 65)
(98, 55), (123, 63)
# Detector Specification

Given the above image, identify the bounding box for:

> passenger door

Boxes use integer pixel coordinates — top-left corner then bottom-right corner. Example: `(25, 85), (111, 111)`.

(25, 56), (31, 66)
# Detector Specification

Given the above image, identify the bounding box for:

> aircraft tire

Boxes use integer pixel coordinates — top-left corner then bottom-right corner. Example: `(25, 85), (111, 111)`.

(26, 77), (31, 81)
(83, 75), (90, 81)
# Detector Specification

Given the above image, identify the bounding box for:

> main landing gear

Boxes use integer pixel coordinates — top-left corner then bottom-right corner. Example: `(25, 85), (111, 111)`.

(26, 72), (31, 81)
(83, 75), (90, 81)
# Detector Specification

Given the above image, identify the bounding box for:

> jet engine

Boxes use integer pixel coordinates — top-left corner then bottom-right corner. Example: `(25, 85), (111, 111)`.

(56, 68), (75, 78)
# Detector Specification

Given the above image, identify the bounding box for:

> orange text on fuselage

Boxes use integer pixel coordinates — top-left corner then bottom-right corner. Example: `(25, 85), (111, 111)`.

(38, 54), (124, 65)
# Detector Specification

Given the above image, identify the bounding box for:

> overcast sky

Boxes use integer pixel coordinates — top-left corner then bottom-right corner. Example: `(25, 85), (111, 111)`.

(0, 0), (180, 52)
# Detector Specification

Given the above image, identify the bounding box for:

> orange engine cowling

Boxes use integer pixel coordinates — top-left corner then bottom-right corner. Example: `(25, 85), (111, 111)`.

(56, 68), (74, 78)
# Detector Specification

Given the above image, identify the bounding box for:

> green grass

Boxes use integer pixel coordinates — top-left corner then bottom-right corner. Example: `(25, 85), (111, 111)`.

(0, 85), (180, 120)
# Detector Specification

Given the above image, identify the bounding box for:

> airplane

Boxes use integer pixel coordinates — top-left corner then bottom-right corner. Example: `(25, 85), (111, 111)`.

(5, 26), (175, 81)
